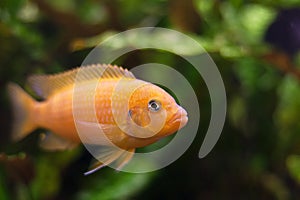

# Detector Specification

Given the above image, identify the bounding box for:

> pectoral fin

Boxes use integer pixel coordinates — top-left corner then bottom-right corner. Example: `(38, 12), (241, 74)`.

(39, 132), (78, 151)
(75, 120), (120, 146)
(84, 147), (135, 175)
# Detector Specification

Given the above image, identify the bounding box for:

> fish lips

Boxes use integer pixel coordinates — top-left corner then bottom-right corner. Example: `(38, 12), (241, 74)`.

(168, 107), (188, 129)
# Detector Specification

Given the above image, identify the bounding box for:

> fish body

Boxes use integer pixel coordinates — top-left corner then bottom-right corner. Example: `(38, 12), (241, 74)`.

(8, 64), (188, 173)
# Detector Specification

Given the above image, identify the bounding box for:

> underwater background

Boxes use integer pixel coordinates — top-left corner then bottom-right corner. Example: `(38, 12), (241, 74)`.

(1, 0), (300, 199)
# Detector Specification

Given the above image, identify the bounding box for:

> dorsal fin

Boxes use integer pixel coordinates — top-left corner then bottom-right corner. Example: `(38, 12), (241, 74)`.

(27, 64), (135, 98)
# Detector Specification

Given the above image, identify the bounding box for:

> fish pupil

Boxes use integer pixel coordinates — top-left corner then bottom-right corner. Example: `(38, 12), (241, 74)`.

(148, 100), (160, 112)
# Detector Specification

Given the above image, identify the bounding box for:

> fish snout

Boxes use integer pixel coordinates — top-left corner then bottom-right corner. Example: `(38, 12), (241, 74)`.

(178, 107), (188, 129)
(169, 106), (188, 129)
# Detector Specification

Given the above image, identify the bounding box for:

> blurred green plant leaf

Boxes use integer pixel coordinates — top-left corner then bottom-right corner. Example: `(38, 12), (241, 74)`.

(234, 58), (280, 94)
(0, 170), (9, 200)
(30, 149), (80, 199)
(261, 173), (290, 200)
(228, 96), (246, 129)
(287, 155), (300, 184)
(237, 4), (275, 45)
(276, 76), (300, 131)
(72, 29), (206, 56)
(76, 171), (155, 200)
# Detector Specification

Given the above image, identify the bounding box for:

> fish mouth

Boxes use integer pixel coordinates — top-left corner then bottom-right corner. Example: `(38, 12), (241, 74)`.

(169, 107), (188, 129)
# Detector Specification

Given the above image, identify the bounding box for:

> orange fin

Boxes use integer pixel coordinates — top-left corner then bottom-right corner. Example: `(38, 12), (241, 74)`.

(113, 148), (135, 171)
(7, 83), (37, 141)
(75, 120), (122, 146)
(28, 64), (135, 98)
(39, 132), (78, 151)
(84, 147), (135, 175)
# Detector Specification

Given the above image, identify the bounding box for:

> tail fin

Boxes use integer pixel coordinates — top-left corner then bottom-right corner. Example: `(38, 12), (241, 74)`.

(7, 83), (37, 141)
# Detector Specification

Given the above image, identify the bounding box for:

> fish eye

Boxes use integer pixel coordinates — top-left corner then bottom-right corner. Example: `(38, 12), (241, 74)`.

(148, 100), (161, 112)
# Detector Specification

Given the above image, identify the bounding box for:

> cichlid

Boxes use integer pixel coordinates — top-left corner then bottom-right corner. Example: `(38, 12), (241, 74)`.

(7, 64), (188, 173)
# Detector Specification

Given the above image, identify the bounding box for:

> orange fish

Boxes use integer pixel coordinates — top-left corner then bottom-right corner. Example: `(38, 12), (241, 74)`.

(7, 64), (188, 173)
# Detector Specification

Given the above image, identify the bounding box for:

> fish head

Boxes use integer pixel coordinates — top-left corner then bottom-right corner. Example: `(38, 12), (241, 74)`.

(127, 82), (188, 139)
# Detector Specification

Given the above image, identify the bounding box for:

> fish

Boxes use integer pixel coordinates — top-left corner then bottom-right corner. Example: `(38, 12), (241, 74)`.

(7, 64), (188, 174)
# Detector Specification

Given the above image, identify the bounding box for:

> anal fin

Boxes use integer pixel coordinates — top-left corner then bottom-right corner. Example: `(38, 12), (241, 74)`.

(113, 149), (135, 171)
(39, 132), (78, 151)
(84, 147), (135, 175)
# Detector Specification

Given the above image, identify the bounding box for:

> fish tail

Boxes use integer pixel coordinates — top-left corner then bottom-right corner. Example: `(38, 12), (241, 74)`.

(7, 83), (38, 141)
